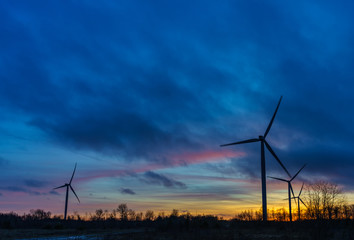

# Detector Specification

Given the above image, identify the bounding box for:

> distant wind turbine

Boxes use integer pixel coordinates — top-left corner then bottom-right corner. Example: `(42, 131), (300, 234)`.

(268, 164), (306, 222)
(53, 163), (80, 220)
(291, 182), (307, 221)
(220, 96), (290, 221)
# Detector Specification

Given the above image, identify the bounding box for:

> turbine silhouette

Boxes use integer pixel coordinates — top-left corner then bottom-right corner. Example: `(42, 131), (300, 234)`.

(268, 164), (306, 222)
(291, 182), (307, 221)
(53, 163), (80, 220)
(220, 96), (290, 221)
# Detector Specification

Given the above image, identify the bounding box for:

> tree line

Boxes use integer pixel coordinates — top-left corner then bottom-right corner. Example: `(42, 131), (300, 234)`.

(1, 180), (353, 228)
(236, 181), (354, 221)
(88, 204), (178, 221)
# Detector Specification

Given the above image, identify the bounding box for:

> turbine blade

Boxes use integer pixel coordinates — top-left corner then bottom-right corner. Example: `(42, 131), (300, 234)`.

(268, 176), (288, 182)
(290, 164), (306, 181)
(299, 182), (305, 197)
(220, 138), (260, 147)
(264, 140), (291, 178)
(53, 184), (66, 190)
(264, 96), (282, 138)
(69, 163), (77, 184)
(70, 185), (80, 203)
(285, 197), (297, 200)
(299, 198), (307, 208)
(290, 184), (297, 204)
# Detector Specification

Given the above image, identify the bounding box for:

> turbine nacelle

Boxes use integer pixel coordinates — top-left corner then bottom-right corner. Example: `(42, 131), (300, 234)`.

(259, 135), (264, 140)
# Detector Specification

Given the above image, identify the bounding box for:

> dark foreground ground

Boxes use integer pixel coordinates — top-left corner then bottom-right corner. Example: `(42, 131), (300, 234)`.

(1, 219), (353, 240)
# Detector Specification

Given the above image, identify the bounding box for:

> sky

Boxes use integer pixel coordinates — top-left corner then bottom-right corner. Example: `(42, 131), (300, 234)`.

(1, 0), (354, 218)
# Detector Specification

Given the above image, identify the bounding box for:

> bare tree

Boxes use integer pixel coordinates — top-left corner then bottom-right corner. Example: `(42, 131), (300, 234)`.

(73, 211), (81, 220)
(158, 211), (166, 219)
(29, 209), (51, 220)
(145, 210), (155, 221)
(255, 208), (263, 221)
(117, 203), (128, 221)
(135, 212), (144, 221)
(350, 204), (354, 219)
(236, 210), (254, 221)
(304, 181), (346, 220)
(274, 208), (288, 221)
(128, 209), (136, 221)
(95, 209), (104, 221)
(170, 209), (179, 217)
(109, 209), (117, 219)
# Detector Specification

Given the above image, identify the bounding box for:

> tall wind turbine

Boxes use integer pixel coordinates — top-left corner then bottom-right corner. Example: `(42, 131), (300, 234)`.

(292, 182), (307, 221)
(220, 96), (290, 221)
(268, 164), (306, 222)
(54, 163), (80, 220)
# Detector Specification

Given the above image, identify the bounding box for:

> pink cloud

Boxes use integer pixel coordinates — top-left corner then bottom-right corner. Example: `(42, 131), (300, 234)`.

(169, 149), (245, 166)
(77, 149), (245, 183)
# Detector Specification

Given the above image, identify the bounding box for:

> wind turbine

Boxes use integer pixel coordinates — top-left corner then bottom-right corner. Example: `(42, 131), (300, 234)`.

(220, 96), (290, 221)
(268, 164), (306, 222)
(291, 182), (307, 221)
(53, 163), (80, 220)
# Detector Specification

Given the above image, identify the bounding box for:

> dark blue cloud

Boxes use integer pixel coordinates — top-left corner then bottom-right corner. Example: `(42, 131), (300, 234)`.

(142, 171), (186, 189)
(120, 188), (136, 195)
(0, 0), (353, 192)
(49, 190), (60, 196)
(0, 186), (27, 192)
(24, 179), (47, 188)
(0, 186), (41, 196)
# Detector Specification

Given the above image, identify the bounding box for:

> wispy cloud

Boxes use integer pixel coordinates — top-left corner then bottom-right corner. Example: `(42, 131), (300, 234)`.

(120, 188), (136, 195)
(24, 179), (47, 188)
(49, 190), (60, 195)
(0, 186), (41, 195)
(141, 171), (187, 189)
(76, 149), (244, 183)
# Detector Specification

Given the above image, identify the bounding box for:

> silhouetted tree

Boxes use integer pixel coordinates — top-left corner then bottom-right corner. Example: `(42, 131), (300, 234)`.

(270, 208), (276, 221)
(95, 209), (104, 221)
(145, 210), (155, 221)
(170, 209), (179, 217)
(236, 210), (254, 221)
(350, 204), (354, 219)
(135, 212), (144, 221)
(304, 181), (346, 220)
(274, 208), (288, 221)
(73, 211), (81, 220)
(117, 204), (128, 221)
(109, 209), (117, 219)
(255, 208), (263, 221)
(128, 209), (136, 221)
(29, 209), (51, 220)
(158, 211), (166, 219)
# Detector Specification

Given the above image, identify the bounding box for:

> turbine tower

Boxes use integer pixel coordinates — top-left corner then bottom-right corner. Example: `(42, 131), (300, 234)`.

(268, 164), (306, 222)
(54, 163), (80, 220)
(220, 96), (290, 221)
(292, 182), (307, 221)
